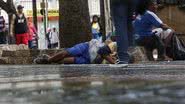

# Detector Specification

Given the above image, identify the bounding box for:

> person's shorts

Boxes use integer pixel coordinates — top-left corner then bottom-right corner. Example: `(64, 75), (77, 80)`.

(153, 28), (173, 40)
(16, 33), (29, 45)
(66, 43), (90, 64)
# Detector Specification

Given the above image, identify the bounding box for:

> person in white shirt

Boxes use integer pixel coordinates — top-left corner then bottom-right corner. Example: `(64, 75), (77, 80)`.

(49, 27), (59, 49)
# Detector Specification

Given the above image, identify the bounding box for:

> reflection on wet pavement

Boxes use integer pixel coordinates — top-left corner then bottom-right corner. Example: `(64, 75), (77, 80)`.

(0, 80), (185, 104)
(0, 64), (185, 104)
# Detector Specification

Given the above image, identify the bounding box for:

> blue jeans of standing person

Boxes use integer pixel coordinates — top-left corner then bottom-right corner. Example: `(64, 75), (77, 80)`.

(0, 32), (7, 44)
(92, 33), (100, 40)
(111, 1), (135, 64)
(28, 40), (33, 49)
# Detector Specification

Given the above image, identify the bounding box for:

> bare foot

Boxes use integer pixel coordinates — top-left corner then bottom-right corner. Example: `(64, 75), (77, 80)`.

(164, 56), (173, 61)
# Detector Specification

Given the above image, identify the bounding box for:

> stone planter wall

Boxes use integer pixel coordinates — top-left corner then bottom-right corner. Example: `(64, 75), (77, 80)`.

(0, 45), (64, 64)
(0, 45), (148, 64)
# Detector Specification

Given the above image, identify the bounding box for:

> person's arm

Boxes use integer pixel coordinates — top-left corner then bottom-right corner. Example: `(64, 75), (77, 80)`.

(160, 23), (172, 30)
(103, 55), (116, 64)
(10, 15), (16, 37)
(148, 12), (173, 31)
(49, 32), (52, 39)
(57, 32), (60, 41)
(33, 25), (37, 34)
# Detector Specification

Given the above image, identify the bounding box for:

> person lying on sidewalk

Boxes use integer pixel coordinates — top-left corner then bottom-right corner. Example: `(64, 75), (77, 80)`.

(34, 39), (117, 64)
(133, 0), (173, 61)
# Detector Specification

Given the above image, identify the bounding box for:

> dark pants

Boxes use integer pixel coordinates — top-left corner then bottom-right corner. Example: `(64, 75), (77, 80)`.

(110, 1), (136, 63)
(136, 35), (165, 60)
(28, 40), (33, 49)
(0, 32), (6, 44)
(51, 42), (58, 48)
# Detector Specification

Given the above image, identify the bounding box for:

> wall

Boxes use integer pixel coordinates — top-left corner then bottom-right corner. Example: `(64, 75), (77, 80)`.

(158, 5), (185, 34)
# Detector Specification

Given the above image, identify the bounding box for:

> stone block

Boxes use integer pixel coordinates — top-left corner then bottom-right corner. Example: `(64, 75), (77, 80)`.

(0, 57), (9, 64)
(0, 44), (28, 51)
(30, 50), (41, 57)
(129, 47), (149, 63)
(15, 50), (30, 57)
(2, 51), (16, 57)
(7, 57), (34, 64)
(2, 50), (30, 57)
(8, 57), (24, 64)
(26, 57), (35, 64)
(42, 49), (64, 55)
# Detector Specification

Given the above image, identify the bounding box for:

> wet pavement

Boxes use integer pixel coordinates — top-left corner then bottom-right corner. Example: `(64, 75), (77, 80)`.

(0, 61), (185, 104)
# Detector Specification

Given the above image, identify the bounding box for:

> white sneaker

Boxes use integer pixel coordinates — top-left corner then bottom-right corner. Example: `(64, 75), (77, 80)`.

(109, 64), (128, 68)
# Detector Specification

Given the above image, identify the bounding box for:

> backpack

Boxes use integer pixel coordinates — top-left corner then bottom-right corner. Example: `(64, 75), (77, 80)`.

(171, 34), (185, 60)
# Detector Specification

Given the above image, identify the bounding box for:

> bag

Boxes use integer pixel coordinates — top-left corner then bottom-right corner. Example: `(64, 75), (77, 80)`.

(171, 35), (185, 60)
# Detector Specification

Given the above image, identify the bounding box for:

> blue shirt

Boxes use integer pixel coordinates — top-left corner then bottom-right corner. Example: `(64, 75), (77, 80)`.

(133, 10), (163, 37)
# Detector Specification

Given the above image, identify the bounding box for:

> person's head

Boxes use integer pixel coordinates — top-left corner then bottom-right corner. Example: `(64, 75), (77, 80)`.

(47, 28), (51, 32)
(27, 17), (32, 22)
(92, 15), (99, 23)
(53, 27), (56, 32)
(98, 40), (117, 55)
(148, 0), (158, 13)
(137, 0), (158, 15)
(17, 5), (24, 14)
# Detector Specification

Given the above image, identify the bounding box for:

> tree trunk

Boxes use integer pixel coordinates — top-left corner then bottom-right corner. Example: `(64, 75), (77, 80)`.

(59, 0), (92, 48)
(100, 0), (106, 41)
(0, 0), (16, 14)
(0, 0), (16, 44)
(32, 0), (38, 30)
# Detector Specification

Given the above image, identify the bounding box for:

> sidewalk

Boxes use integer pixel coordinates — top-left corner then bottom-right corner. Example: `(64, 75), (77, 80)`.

(0, 61), (184, 83)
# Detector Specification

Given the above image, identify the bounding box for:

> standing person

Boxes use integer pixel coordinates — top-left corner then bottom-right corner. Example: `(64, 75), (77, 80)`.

(91, 15), (102, 40)
(49, 27), (59, 49)
(0, 8), (6, 44)
(10, 5), (29, 45)
(28, 18), (38, 49)
(110, 0), (138, 64)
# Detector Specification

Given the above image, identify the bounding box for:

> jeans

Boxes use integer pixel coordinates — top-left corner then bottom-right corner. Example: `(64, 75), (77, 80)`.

(111, 2), (135, 63)
(51, 42), (59, 49)
(28, 40), (33, 49)
(0, 32), (7, 44)
(92, 33), (100, 40)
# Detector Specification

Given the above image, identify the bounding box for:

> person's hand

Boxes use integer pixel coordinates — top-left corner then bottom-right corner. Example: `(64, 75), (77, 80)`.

(162, 24), (172, 30)
(10, 33), (14, 37)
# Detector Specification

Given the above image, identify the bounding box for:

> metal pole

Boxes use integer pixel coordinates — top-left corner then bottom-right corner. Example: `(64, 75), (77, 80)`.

(42, 0), (47, 40)
(32, 0), (38, 48)
(46, 0), (48, 27)
(100, 0), (106, 41)
(32, 0), (38, 29)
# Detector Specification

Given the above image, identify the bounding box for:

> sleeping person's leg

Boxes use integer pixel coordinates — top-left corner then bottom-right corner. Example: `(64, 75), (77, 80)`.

(34, 50), (71, 64)
(48, 51), (70, 63)
(63, 57), (75, 64)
